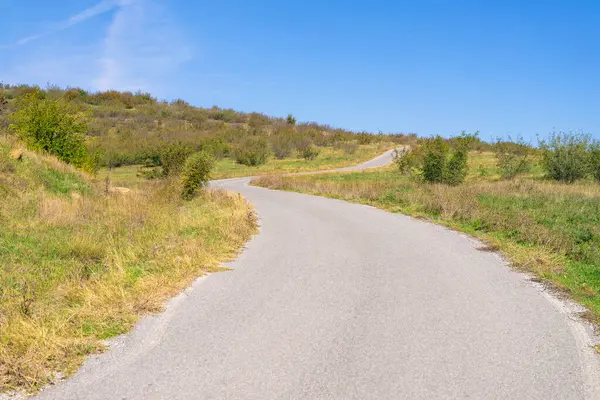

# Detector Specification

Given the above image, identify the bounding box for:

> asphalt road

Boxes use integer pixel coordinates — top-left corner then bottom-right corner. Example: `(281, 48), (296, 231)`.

(36, 150), (600, 399)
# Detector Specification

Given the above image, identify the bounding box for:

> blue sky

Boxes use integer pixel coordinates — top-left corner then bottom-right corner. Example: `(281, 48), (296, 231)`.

(2, 0), (599, 140)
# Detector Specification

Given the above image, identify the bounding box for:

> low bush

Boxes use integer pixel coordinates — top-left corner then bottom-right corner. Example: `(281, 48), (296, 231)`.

(419, 133), (473, 185)
(539, 132), (591, 183)
(271, 134), (294, 159)
(494, 137), (533, 179)
(160, 142), (192, 177)
(421, 136), (448, 183)
(300, 145), (320, 160)
(233, 137), (270, 166)
(342, 141), (358, 155)
(181, 151), (214, 200)
(590, 142), (600, 183)
(9, 91), (89, 168)
(393, 147), (420, 175)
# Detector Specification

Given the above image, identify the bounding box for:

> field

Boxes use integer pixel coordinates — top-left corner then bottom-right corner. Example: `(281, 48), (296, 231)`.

(99, 143), (394, 186)
(0, 137), (257, 392)
(253, 151), (600, 325)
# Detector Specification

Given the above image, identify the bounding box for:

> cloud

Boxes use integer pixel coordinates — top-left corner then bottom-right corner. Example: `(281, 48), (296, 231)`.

(94, 0), (192, 93)
(0, 0), (191, 98)
(1, 0), (120, 48)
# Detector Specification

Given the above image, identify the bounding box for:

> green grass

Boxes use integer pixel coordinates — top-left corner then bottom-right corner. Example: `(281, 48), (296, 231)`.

(98, 143), (394, 186)
(0, 138), (257, 392)
(253, 153), (600, 325)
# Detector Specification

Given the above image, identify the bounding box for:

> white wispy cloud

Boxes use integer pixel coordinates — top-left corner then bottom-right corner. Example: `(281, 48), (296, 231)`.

(1, 0), (192, 97)
(1, 0), (120, 48)
(94, 0), (192, 93)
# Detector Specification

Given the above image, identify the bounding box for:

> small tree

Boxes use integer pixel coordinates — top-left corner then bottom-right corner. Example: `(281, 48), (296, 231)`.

(539, 131), (591, 183)
(181, 151), (214, 200)
(160, 142), (192, 177)
(494, 136), (532, 179)
(286, 114), (296, 125)
(9, 91), (89, 167)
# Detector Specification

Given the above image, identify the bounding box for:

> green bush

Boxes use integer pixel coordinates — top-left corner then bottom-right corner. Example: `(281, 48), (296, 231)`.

(419, 133), (472, 185)
(443, 143), (468, 185)
(393, 147), (420, 175)
(300, 145), (320, 160)
(233, 137), (270, 166)
(286, 114), (296, 125)
(9, 91), (89, 168)
(590, 142), (600, 183)
(421, 136), (448, 183)
(181, 151), (214, 200)
(200, 137), (230, 160)
(160, 142), (192, 176)
(539, 132), (591, 183)
(494, 137), (533, 179)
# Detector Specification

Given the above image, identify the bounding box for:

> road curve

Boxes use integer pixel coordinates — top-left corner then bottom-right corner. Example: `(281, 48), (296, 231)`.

(36, 151), (599, 399)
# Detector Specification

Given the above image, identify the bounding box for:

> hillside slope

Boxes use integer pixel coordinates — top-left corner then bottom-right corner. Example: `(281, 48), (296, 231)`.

(0, 136), (257, 392)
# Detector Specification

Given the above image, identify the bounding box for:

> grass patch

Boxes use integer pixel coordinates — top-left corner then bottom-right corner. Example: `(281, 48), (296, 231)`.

(0, 139), (257, 392)
(98, 143), (394, 184)
(253, 154), (600, 324)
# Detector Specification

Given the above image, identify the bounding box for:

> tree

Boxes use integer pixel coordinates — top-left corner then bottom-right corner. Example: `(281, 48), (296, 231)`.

(286, 114), (296, 125)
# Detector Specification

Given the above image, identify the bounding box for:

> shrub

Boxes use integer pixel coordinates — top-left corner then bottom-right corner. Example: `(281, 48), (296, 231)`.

(421, 136), (448, 183)
(181, 151), (214, 200)
(590, 142), (600, 183)
(271, 134), (294, 159)
(160, 142), (192, 176)
(443, 142), (468, 185)
(286, 114), (296, 125)
(393, 147), (420, 175)
(200, 137), (230, 159)
(9, 91), (89, 167)
(300, 145), (320, 160)
(233, 137), (270, 166)
(342, 141), (358, 155)
(494, 136), (532, 179)
(356, 132), (375, 145)
(419, 133), (473, 185)
(294, 136), (313, 155)
(539, 131), (591, 183)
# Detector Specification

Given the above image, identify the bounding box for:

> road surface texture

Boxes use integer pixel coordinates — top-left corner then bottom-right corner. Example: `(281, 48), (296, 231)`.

(36, 150), (600, 399)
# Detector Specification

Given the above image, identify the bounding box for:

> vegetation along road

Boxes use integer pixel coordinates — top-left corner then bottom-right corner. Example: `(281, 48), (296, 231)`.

(36, 151), (600, 400)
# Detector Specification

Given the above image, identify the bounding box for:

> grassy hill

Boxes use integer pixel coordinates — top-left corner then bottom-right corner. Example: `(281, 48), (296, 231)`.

(0, 84), (413, 179)
(0, 136), (257, 392)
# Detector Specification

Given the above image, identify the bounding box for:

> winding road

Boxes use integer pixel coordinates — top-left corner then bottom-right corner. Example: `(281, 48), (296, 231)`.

(37, 150), (600, 399)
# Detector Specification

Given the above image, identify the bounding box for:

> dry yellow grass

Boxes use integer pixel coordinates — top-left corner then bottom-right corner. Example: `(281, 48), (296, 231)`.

(0, 140), (257, 392)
